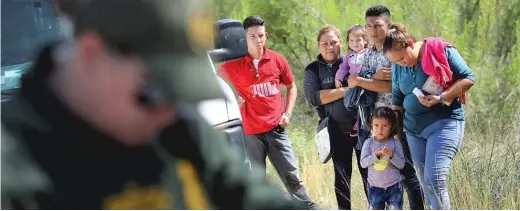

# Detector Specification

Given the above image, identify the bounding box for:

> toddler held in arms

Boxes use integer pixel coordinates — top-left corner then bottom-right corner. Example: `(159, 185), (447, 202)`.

(335, 24), (369, 88)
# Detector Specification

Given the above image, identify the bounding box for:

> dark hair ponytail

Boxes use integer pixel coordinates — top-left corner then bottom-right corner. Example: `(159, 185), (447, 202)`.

(382, 23), (416, 53)
(393, 109), (403, 136)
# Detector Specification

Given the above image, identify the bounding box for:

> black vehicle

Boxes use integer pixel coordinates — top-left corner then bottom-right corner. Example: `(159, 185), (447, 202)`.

(1, 0), (59, 99)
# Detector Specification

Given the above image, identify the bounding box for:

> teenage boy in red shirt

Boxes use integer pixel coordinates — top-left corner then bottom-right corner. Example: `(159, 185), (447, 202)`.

(218, 15), (316, 209)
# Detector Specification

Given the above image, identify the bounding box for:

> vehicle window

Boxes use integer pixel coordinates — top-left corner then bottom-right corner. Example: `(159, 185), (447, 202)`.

(1, 0), (62, 90)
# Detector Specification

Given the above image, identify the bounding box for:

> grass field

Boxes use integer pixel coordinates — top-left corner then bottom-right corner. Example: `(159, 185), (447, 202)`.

(264, 107), (520, 210)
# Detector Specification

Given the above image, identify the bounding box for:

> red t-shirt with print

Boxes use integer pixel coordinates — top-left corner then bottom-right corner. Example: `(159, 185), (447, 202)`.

(218, 48), (294, 135)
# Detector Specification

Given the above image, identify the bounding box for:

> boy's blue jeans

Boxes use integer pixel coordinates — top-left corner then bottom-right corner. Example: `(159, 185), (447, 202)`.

(368, 182), (404, 210)
(406, 119), (464, 210)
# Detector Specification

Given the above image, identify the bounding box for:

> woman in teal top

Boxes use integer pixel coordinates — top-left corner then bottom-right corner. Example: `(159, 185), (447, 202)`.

(383, 24), (476, 210)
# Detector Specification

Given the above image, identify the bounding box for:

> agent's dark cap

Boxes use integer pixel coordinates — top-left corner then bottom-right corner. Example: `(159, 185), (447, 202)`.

(65, 0), (223, 103)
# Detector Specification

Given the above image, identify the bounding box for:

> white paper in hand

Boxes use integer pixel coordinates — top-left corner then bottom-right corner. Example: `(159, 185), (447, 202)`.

(413, 87), (425, 98)
(315, 126), (332, 164)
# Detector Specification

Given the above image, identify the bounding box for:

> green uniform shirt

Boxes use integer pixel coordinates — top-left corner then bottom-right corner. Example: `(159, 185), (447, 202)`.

(1, 45), (305, 210)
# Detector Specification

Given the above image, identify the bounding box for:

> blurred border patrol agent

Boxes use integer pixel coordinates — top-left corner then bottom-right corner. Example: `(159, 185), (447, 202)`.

(0, 0), (306, 209)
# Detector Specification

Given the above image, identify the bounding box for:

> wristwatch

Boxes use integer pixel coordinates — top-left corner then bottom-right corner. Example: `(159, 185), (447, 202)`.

(283, 112), (291, 120)
(439, 94), (446, 105)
